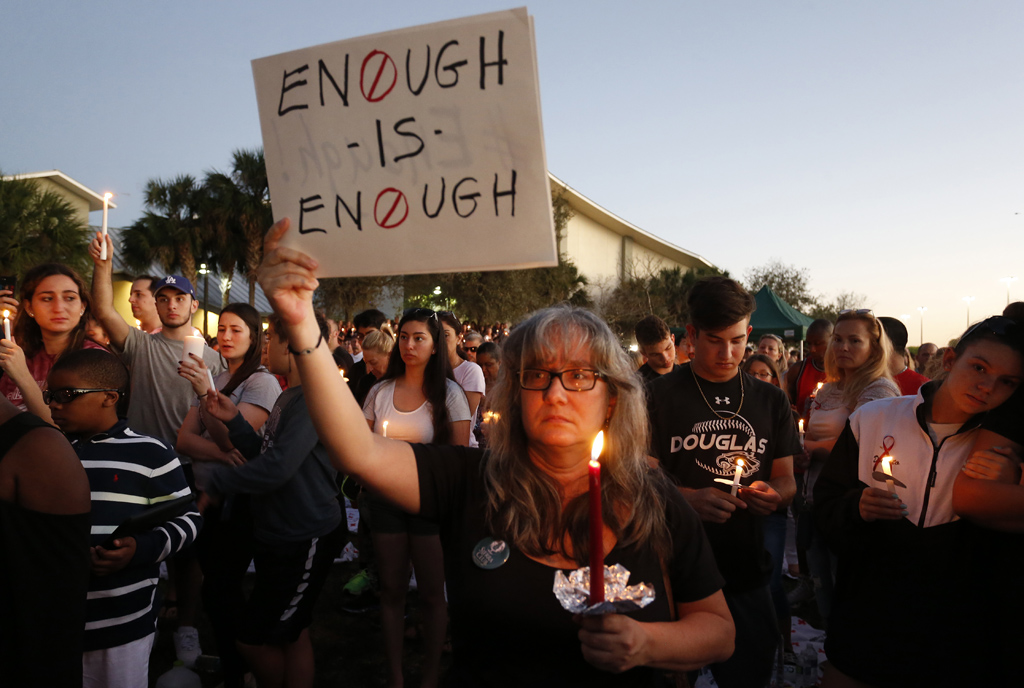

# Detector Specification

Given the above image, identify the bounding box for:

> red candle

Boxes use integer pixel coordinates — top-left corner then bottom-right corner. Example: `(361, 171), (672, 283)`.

(589, 431), (605, 605)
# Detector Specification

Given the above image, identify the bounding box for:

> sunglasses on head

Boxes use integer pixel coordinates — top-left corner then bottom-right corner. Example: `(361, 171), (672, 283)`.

(403, 308), (438, 322)
(838, 309), (873, 316)
(960, 316), (1023, 344)
(43, 387), (120, 404)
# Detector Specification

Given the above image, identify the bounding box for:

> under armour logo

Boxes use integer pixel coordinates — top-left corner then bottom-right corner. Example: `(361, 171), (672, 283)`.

(715, 396), (730, 405)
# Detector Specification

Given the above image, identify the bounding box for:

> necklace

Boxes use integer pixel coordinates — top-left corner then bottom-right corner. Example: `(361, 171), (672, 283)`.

(690, 364), (745, 420)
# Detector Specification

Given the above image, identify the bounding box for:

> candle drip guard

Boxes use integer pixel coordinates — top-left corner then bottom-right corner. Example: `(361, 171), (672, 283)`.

(553, 564), (655, 616)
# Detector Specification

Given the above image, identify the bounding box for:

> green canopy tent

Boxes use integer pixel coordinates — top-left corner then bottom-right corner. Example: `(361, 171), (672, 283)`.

(749, 285), (814, 343)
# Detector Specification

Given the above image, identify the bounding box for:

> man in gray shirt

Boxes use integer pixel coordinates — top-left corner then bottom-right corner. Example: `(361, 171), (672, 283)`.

(89, 235), (224, 444)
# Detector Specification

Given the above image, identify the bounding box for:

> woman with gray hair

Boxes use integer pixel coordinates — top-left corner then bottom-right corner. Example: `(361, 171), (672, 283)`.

(251, 218), (734, 686)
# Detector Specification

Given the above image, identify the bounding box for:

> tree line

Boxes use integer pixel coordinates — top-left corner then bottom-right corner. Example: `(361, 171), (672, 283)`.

(2, 158), (859, 331)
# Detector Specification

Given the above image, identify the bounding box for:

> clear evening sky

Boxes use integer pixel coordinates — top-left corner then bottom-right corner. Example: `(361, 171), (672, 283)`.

(3, 1), (1021, 346)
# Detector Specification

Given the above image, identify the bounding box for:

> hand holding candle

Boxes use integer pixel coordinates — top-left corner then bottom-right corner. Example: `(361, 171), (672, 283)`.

(2, 310), (10, 341)
(589, 431), (605, 605)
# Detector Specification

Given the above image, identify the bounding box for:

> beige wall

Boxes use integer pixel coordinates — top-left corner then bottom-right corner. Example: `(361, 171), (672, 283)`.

(562, 211), (623, 286)
(562, 211), (699, 299)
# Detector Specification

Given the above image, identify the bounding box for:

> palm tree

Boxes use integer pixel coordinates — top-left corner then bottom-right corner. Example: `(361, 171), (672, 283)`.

(202, 149), (272, 306)
(0, 172), (91, 276)
(119, 175), (205, 285)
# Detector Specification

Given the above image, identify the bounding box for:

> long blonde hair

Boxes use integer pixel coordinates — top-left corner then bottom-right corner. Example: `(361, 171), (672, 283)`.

(483, 306), (671, 565)
(824, 311), (894, 408)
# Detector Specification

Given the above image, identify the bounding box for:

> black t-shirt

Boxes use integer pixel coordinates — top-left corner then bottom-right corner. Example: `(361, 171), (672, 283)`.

(414, 443), (724, 688)
(637, 363), (679, 384)
(646, 363), (801, 592)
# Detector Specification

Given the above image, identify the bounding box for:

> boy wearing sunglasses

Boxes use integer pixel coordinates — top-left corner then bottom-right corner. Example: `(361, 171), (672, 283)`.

(45, 348), (202, 688)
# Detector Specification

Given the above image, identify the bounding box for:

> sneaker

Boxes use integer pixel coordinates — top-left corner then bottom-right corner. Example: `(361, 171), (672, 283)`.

(786, 576), (815, 605)
(173, 626), (202, 668)
(342, 567), (377, 596)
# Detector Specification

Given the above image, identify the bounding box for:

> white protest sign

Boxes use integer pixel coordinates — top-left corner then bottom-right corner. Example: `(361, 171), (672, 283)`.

(252, 7), (556, 278)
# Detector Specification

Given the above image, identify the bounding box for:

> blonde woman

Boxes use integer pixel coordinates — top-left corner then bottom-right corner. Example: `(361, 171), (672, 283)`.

(803, 309), (900, 622)
(353, 326), (394, 407)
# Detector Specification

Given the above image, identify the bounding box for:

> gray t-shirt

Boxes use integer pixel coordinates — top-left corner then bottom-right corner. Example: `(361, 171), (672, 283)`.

(120, 327), (224, 450)
(188, 368), (282, 489)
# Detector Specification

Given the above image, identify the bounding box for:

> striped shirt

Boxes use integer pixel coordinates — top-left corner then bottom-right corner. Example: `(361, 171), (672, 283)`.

(73, 419), (203, 651)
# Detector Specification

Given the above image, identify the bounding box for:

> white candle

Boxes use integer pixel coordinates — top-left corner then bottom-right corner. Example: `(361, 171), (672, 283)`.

(881, 455), (897, 496)
(100, 192), (112, 260)
(135, 319), (141, 330)
(182, 335), (205, 363)
(382, 420), (389, 438)
(205, 368), (217, 395)
(798, 419), (805, 447)
(2, 310), (10, 341)
(731, 458), (745, 496)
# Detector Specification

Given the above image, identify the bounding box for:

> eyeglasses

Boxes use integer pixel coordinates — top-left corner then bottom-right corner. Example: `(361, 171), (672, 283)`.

(465, 346), (478, 353)
(44, 388), (120, 404)
(838, 309), (873, 316)
(519, 368), (604, 392)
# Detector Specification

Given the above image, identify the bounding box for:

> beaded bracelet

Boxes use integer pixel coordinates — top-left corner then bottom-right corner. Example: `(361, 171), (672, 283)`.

(287, 332), (323, 356)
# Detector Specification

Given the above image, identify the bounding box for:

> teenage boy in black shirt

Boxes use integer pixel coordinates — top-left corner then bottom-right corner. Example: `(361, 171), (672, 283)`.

(648, 276), (798, 688)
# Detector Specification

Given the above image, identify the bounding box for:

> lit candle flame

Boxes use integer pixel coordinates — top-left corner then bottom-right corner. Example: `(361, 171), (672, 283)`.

(2, 310), (8, 319)
(590, 431), (604, 464)
(736, 458), (744, 468)
(798, 419), (805, 433)
(382, 420), (389, 438)
(103, 192), (113, 201)
(881, 455), (893, 477)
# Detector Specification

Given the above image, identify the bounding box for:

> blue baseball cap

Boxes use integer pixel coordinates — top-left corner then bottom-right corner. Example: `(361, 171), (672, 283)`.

(153, 275), (196, 298)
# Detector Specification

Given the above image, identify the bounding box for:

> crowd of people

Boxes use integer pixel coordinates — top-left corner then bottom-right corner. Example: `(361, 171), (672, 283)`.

(0, 218), (1022, 688)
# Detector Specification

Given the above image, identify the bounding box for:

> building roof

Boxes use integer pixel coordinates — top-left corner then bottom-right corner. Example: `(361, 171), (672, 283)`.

(4, 170), (116, 212)
(549, 173), (714, 271)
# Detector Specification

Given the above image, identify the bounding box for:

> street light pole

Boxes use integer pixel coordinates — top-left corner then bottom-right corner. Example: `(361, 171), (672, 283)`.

(962, 296), (975, 327)
(917, 306), (927, 346)
(1001, 276), (1018, 306)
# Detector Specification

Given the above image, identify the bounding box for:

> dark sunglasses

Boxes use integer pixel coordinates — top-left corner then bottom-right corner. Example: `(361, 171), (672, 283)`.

(464, 346), (479, 353)
(44, 387), (120, 404)
(838, 308), (873, 316)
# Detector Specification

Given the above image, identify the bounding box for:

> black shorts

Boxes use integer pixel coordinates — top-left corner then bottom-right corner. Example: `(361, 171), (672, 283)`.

(237, 525), (344, 645)
(368, 493), (439, 536)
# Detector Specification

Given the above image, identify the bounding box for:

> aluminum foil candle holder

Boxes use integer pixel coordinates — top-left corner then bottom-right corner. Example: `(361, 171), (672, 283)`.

(553, 563), (655, 616)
